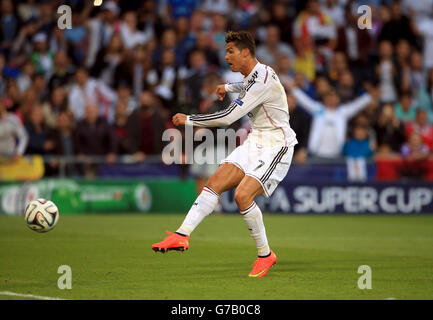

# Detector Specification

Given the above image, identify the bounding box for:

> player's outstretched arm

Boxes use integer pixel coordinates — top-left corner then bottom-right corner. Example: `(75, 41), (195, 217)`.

(176, 82), (267, 128)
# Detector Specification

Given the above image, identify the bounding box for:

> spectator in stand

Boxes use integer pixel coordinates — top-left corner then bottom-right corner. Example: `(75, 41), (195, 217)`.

(268, 1), (293, 45)
(400, 132), (430, 179)
(100, 1), (122, 47)
(335, 4), (372, 67)
(401, 132), (430, 160)
(152, 28), (178, 67)
(209, 13), (228, 67)
(19, 87), (40, 123)
(379, 0), (417, 46)
(41, 86), (68, 128)
(393, 39), (412, 96)
(373, 103), (406, 155)
(148, 48), (179, 112)
(276, 55), (295, 88)
(48, 50), (74, 92)
(68, 67), (117, 123)
(321, 0), (345, 27)
(376, 40), (397, 103)
(186, 30), (220, 68)
(24, 104), (51, 155)
(112, 101), (129, 155)
(120, 11), (151, 50)
(48, 110), (76, 157)
(0, 0), (21, 60)
(86, 1), (119, 69)
(3, 79), (22, 119)
(185, 50), (210, 113)
(16, 0), (39, 23)
(336, 69), (358, 103)
(256, 24), (295, 70)
(174, 17), (196, 66)
(405, 109), (433, 151)
(17, 60), (35, 93)
(411, 9), (433, 70)
(427, 68), (433, 121)
(0, 100), (28, 160)
(45, 110), (77, 176)
(114, 81), (138, 116)
(394, 90), (417, 123)
(30, 32), (54, 79)
(409, 51), (433, 117)
(125, 90), (167, 162)
(293, 0), (337, 65)
(286, 79), (375, 159)
(49, 25), (68, 54)
(35, 0), (55, 36)
(201, 0), (230, 15)
(9, 18), (40, 67)
(313, 75), (332, 100)
(91, 33), (124, 88)
(165, 0), (198, 22)
(74, 103), (117, 164)
(0, 53), (5, 96)
(343, 124), (374, 181)
(32, 71), (48, 102)
(325, 51), (349, 87)
(65, 11), (90, 66)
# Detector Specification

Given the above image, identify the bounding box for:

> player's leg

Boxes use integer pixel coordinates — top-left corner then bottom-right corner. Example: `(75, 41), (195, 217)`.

(152, 163), (244, 252)
(234, 176), (277, 277)
(234, 176), (271, 257)
(176, 163), (244, 236)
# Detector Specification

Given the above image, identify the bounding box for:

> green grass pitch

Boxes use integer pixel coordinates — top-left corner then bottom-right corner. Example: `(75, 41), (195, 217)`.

(1, 214), (433, 300)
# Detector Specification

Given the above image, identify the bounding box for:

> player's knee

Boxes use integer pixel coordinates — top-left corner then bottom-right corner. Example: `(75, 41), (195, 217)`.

(234, 187), (251, 210)
(205, 174), (219, 192)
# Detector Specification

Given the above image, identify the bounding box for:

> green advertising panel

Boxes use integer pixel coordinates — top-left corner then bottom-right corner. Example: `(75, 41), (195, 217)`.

(0, 179), (196, 215)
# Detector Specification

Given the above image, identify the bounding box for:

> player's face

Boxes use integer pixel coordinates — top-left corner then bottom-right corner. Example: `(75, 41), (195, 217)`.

(225, 42), (244, 72)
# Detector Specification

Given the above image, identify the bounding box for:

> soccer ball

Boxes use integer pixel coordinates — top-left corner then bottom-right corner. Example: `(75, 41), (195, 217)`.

(24, 198), (59, 233)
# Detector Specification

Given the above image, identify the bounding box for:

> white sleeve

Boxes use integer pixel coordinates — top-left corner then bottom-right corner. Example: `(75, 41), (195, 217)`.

(224, 82), (244, 93)
(188, 82), (267, 127)
(291, 87), (323, 115)
(339, 94), (372, 119)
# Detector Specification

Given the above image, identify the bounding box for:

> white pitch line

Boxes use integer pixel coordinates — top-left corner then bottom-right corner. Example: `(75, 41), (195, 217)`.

(0, 291), (66, 300)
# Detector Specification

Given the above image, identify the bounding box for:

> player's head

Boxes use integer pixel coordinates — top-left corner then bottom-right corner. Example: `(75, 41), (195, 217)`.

(225, 31), (256, 72)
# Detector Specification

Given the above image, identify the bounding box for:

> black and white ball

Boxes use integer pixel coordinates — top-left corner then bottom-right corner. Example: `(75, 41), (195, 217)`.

(24, 199), (59, 233)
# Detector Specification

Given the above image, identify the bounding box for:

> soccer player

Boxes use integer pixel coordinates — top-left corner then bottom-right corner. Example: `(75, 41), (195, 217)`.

(152, 31), (298, 278)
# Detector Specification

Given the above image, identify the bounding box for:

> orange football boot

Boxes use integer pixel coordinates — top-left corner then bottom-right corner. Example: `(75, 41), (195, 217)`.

(152, 231), (189, 253)
(248, 250), (277, 277)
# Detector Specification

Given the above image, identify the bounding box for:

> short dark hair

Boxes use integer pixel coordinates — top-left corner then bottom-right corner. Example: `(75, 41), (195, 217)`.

(225, 31), (256, 57)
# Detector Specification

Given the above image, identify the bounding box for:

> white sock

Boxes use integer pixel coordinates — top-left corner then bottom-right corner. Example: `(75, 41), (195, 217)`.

(241, 202), (271, 257)
(177, 186), (219, 236)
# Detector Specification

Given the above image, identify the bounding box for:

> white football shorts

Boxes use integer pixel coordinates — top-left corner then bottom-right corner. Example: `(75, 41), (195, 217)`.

(221, 139), (294, 197)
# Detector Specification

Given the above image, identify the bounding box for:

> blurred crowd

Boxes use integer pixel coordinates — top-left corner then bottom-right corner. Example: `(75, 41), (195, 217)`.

(1, 0), (433, 180)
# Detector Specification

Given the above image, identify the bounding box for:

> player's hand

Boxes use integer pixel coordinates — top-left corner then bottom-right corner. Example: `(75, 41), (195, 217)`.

(216, 84), (226, 101)
(172, 113), (187, 126)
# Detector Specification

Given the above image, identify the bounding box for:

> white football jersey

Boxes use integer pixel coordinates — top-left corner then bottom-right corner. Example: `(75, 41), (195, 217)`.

(186, 62), (298, 147)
